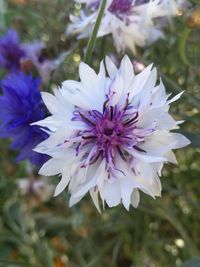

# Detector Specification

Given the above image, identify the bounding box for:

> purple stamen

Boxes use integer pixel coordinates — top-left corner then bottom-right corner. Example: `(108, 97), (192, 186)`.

(123, 112), (138, 125)
(133, 145), (146, 153)
(117, 146), (127, 161)
(71, 94), (153, 176)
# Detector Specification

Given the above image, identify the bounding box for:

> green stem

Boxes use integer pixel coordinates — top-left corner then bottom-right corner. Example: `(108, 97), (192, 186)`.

(84, 0), (107, 64)
(179, 28), (191, 66)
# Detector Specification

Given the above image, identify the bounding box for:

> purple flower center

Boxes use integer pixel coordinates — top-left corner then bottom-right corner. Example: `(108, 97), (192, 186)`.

(108, 0), (134, 14)
(71, 96), (152, 172)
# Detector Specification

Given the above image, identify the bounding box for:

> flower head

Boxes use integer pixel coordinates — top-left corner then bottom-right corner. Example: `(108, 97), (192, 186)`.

(0, 29), (25, 71)
(0, 29), (56, 84)
(34, 55), (190, 211)
(0, 72), (49, 166)
(22, 41), (56, 84)
(68, 0), (186, 53)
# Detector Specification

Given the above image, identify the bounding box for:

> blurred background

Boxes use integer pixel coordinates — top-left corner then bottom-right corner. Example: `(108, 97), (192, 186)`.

(0, 0), (200, 266)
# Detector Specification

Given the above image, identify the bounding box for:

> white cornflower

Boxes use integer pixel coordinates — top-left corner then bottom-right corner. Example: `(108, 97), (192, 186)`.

(33, 55), (190, 211)
(67, 0), (187, 53)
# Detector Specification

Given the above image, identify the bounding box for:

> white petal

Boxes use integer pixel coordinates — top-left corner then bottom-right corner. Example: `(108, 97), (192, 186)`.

(79, 61), (97, 89)
(151, 176), (162, 197)
(151, 162), (163, 176)
(54, 173), (71, 197)
(71, 177), (96, 200)
(171, 133), (191, 148)
(33, 116), (85, 132)
(32, 115), (74, 131)
(130, 149), (166, 163)
(138, 67), (157, 110)
(168, 91), (184, 104)
(120, 55), (135, 90)
(129, 63), (153, 99)
(150, 80), (168, 108)
(102, 180), (121, 208)
(105, 56), (118, 78)
(165, 151), (177, 164)
(133, 159), (154, 184)
(90, 188), (101, 213)
(61, 66), (106, 112)
(131, 189), (140, 208)
(69, 195), (83, 207)
(109, 74), (124, 106)
(120, 178), (135, 210)
(73, 160), (106, 199)
(41, 92), (67, 115)
(136, 107), (164, 128)
(39, 158), (63, 176)
(34, 128), (72, 152)
(141, 131), (190, 156)
(158, 113), (177, 130)
(61, 86), (95, 110)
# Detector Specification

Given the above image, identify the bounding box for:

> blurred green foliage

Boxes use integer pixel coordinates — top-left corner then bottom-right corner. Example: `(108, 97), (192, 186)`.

(0, 0), (200, 267)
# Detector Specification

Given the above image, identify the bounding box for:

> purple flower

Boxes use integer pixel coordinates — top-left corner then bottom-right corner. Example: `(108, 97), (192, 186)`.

(0, 29), (25, 72)
(0, 72), (49, 166)
(0, 29), (56, 84)
(22, 41), (56, 84)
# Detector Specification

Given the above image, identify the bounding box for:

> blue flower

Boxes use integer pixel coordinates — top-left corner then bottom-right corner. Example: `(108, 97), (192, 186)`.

(0, 29), (25, 72)
(0, 72), (49, 166)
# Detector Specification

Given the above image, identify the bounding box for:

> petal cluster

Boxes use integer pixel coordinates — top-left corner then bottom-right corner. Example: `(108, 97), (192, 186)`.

(68, 0), (186, 53)
(0, 72), (49, 166)
(34, 55), (190, 210)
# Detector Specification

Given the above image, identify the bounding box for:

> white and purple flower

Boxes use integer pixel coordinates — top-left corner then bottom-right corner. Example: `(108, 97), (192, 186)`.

(33, 55), (190, 211)
(0, 29), (58, 84)
(67, 0), (188, 53)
